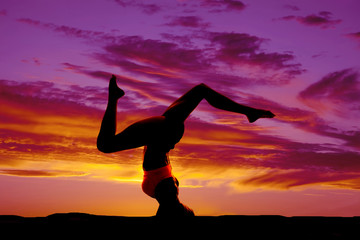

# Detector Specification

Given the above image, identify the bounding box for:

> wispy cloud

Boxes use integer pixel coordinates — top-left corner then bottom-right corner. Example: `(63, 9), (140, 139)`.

(278, 11), (342, 29)
(283, 4), (300, 12)
(165, 16), (211, 29)
(17, 18), (118, 43)
(238, 169), (360, 190)
(299, 68), (360, 118)
(347, 32), (360, 46)
(17, 17), (304, 89)
(0, 169), (87, 177)
(208, 32), (304, 77)
(113, 0), (162, 15)
(0, 9), (7, 16)
(201, 0), (246, 13)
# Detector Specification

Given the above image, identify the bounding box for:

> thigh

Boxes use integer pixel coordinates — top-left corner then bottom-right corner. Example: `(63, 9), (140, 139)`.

(162, 84), (205, 123)
(110, 116), (166, 152)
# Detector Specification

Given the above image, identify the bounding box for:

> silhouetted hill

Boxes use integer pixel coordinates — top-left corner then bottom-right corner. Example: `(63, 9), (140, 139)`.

(0, 213), (359, 238)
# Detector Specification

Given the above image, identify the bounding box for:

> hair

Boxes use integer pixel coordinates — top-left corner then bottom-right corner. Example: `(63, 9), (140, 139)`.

(155, 177), (194, 217)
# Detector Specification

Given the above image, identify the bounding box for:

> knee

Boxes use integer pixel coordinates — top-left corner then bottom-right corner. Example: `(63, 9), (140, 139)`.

(97, 140), (113, 153)
(97, 143), (109, 153)
(195, 83), (210, 94)
(196, 83), (207, 89)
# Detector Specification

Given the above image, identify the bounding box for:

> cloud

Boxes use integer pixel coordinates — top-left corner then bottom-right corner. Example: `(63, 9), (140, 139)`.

(21, 57), (42, 66)
(18, 17), (304, 87)
(113, 0), (162, 15)
(239, 169), (360, 189)
(298, 68), (360, 117)
(284, 4), (300, 11)
(0, 9), (7, 16)
(347, 32), (360, 46)
(165, 16), (210, 29)
(0, 169), (87, 177)
(201, 0), (246, 12)
(347, 32), (360, 39)
(94, 32), (303, 87)
(176, 114), (360, 190)
(278, 11), (342, 29)
(0, 78), (151, 169)
(208, 32), (304, 78)
(17, 18), (118, 43)
(240, 91), (360, 151)
(101, 36), (210, 72)
(61, 63), (183, 109)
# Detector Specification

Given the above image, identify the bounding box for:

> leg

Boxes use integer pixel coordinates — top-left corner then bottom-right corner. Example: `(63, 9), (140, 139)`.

(97, 75), (124, 153)
(163, 83), (275, 123)
(97, 75), (160, 153)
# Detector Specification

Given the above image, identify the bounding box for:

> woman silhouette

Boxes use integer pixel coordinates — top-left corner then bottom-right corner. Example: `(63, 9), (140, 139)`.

(97, 75), (275, 217)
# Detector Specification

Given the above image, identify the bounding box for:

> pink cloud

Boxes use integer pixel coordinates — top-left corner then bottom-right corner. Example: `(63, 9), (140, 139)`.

(21, 57), (42, 66)
(0, 79), (150, 167)
(102, 36), (210, 72)
(176, 116), (360, 190)
(283, 4), (300, 11)
(239, 169), (360, 189)
(165, 16), (210, 29)
(113, 0), (162, 15)
(241, 91), (360, 151)
(347, 32), (360, 46)
(17, 18), (117, 42)
(347, 32), (360, 39)
(208, 32), (304, 77)
(17, 17), (304, 87)
(299, 68), (360, 117)
(0, 169), (86, 177)
(279, 11), (342, 29)
(61, 63), (180, 107)
(0, 9), (7, 16)
(201, 0), (246, 12)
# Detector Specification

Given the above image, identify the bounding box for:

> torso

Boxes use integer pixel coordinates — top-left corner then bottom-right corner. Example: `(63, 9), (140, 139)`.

(143, 146), (170, 171)
(141, 116), (184, 171)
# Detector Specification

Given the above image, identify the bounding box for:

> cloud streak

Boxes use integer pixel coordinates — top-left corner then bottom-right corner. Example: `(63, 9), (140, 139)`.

(299, 68), (360, 117)
(201, 0), (246, 12)
(18, 17), (304, 88)
(278, 11), (342, 29)
(113, 0), (162, 15)
(0, 169), (87, 177)
(165, 16), (211, 29)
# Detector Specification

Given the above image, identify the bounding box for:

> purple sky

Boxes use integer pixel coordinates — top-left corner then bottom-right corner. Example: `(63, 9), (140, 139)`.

(1, 0), (360, 216)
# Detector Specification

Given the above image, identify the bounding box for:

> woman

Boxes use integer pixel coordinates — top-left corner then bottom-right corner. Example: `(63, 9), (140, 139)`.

(97, 75), (275, 217)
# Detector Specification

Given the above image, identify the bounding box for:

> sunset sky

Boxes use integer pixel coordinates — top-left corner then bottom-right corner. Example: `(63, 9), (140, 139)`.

(1, 0), (360, 217)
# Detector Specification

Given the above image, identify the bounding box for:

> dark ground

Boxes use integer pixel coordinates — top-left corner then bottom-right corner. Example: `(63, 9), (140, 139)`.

(1, 213), (359, 239)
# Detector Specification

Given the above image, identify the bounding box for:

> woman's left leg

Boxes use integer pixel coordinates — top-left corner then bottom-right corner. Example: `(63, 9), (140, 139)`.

(97, 75), (166, 153)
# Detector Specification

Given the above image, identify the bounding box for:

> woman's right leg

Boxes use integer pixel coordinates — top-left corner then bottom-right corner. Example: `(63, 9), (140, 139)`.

(163, 83), (275, 123)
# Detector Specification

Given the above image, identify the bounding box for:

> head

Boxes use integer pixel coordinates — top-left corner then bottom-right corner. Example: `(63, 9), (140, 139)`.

(154, 177), (179, 204)
(155, 177), (194, 217)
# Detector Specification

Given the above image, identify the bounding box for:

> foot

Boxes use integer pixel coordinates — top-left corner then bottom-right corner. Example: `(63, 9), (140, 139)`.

(109, 75), (124, 99)
(246, 109), (275, 123)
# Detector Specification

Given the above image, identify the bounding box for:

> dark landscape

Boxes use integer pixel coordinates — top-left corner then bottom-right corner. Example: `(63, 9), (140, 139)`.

(1, 213), (359, 238)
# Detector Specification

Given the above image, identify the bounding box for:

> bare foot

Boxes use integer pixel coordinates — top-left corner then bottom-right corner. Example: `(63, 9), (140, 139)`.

(109, 75), (124, 99)
(246, 109), (275, 123)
